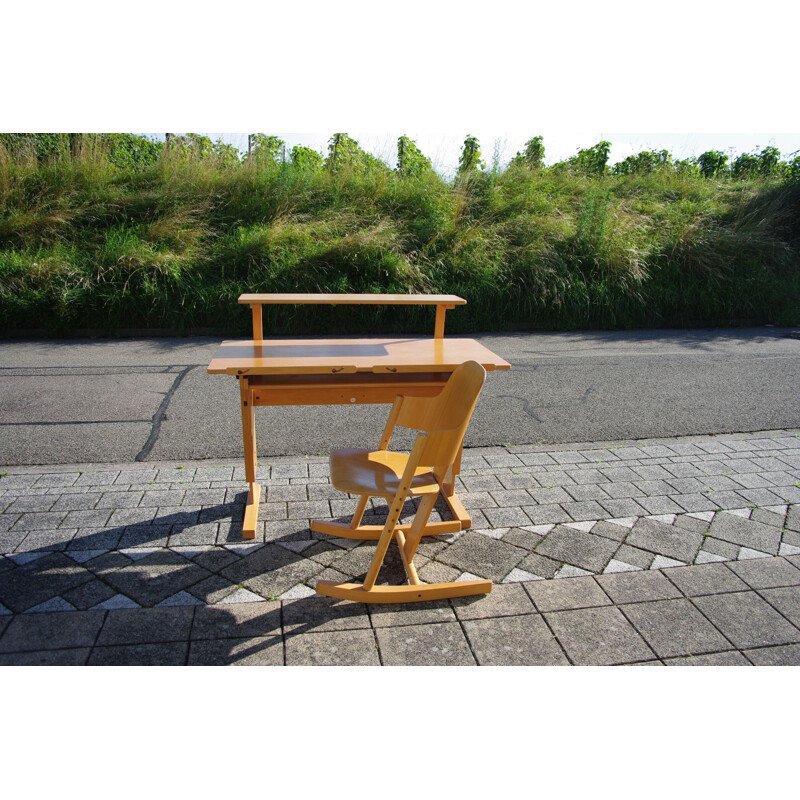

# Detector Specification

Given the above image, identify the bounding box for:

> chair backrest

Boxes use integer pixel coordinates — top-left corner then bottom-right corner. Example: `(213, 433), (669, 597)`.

(397, 360), (486, 471)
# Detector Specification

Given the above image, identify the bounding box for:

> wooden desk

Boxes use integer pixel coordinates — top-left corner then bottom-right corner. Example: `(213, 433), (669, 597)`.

(208, 295), (511, 539)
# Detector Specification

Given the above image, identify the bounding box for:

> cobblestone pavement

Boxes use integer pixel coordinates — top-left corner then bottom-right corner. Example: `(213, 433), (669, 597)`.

(2, 429), (800, 665)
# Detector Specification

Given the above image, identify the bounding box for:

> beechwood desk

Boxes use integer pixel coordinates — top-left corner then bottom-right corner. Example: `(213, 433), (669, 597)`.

(207, 294), (511, 539)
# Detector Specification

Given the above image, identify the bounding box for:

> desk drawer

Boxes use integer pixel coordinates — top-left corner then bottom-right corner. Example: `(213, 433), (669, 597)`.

(249, 372), (449, 406)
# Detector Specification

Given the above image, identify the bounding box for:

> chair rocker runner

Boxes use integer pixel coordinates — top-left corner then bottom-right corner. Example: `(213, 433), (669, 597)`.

(311, 360), (492, 604)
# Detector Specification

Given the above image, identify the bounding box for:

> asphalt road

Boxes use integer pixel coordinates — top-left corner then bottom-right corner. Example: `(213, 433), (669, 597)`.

(1, 328), (799, 466)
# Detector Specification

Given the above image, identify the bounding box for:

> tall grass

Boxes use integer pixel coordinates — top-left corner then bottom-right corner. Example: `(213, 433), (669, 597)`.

(0, 135), (798, 336)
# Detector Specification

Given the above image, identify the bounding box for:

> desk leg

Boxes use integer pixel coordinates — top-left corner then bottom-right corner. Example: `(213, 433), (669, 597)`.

(239, 376), (260, 539)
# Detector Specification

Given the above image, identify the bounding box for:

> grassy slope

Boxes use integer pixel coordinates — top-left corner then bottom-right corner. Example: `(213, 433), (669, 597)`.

(1, 144), (798, 336)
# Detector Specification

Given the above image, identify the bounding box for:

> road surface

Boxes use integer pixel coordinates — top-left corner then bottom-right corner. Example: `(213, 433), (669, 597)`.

(1, 328), (799, 466)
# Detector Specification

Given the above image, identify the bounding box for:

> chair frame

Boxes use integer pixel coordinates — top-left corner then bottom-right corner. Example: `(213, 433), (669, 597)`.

(311, 361), (492, 604)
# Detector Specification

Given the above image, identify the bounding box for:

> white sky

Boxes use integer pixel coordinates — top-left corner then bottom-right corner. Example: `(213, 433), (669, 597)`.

(6, 2), (798, 176)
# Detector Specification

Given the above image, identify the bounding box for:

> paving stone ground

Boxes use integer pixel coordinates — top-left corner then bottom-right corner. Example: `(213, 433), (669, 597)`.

(2, 429), (800, 665)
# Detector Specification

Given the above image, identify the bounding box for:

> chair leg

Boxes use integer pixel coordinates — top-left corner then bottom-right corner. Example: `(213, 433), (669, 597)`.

(349, 494), (370, 530)
(316, 580), (492, 603)
(310, 517), (461, 539)
(402, 492), (438, 565)
(361, 489), (408, 592)
(395, 492), (437, 585)
(360, 438), (427, 591)
(310, 486), (462, 540)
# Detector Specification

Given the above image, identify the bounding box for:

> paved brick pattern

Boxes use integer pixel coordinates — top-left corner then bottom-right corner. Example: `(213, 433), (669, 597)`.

(1, 429), (800, 665)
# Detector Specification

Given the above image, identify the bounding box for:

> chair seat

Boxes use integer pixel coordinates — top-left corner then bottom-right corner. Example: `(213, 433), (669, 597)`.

(329, 448), (441, 497)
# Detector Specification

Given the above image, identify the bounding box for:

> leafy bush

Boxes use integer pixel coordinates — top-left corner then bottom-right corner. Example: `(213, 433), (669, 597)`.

(290, 145), (323, 171)
(577, 141), (611, 176)
(732, 152), (760, 179)
(104, 134), (164, 171)
(324, 133), (389, 175)
(396, 135), (432, 178)
(511, 136), (545, 171)
(1, 132), (798, 334)
(698, 150), (728, 178)
(457, 136), (484, 177)
(246, 134), (286, 166)
(733, 147), (782, 180)
(783, 154), (800, 185)
(613, 149), (672, 175)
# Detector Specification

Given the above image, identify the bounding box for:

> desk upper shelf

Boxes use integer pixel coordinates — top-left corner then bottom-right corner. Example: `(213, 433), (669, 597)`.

(238, 293), (465, 306)
(238, 293), (466, 341)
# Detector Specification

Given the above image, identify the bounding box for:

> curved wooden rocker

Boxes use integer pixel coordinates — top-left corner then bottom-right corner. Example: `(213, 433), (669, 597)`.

(312, 360), (492, 604)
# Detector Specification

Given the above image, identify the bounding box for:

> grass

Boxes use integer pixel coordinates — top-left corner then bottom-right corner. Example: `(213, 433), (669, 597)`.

(1, 135), (799, 336)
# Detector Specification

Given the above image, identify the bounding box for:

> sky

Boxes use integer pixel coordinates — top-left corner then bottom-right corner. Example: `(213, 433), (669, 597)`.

(6, 3), (798, 176)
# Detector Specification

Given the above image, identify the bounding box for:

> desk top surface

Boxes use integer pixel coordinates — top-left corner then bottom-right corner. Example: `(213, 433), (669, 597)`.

(207, 337), (511, 375)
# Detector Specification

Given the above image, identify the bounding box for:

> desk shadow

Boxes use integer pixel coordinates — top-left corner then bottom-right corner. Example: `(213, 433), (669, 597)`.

(0, 497), (436, 665)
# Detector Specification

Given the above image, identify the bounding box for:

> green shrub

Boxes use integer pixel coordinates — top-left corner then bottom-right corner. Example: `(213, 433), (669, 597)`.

(698, 150), (728, 178)
(1, 133), (798, 334)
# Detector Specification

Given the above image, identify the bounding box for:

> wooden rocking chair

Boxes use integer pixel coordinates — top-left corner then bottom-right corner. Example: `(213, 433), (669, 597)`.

(311, 360), (492, 603)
